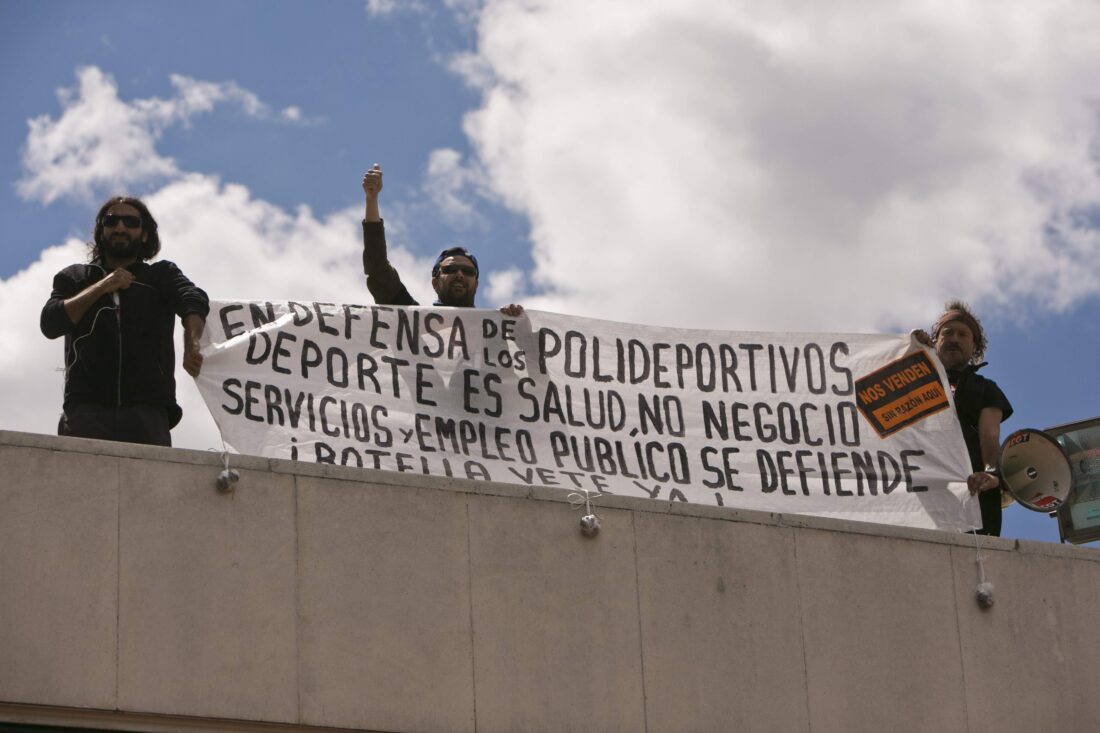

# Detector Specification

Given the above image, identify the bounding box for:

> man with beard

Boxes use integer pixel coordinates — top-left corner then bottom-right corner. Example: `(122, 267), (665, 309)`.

(361, 164), (522, 315)
(40, 197), (209, 446)
(917, 301), (1013, 535)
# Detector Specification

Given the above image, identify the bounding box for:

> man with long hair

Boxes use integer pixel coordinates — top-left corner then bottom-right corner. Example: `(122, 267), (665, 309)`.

(40, 196), (209, 446)
(918, 301), (1013, 535)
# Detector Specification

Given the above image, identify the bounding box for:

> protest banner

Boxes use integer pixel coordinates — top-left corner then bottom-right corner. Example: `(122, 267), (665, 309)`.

(195, 301), (980, 531)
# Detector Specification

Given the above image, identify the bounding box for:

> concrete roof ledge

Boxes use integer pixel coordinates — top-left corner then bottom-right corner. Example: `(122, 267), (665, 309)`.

(2, 428), (1088, 557)
(3, 428), (1099, 733)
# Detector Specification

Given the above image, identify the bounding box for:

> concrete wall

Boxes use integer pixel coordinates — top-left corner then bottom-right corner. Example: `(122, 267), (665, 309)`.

(2, 429), (1099, 733)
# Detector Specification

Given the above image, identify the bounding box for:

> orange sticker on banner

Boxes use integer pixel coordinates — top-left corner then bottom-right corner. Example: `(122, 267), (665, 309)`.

(854, 350), (950, 438)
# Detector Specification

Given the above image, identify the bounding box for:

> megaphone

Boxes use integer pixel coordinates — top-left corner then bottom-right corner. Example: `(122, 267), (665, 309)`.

(998, 429), (1073, 512)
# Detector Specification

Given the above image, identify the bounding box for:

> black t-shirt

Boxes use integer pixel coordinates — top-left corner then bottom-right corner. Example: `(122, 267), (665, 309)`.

(947, 364), (1013, 472)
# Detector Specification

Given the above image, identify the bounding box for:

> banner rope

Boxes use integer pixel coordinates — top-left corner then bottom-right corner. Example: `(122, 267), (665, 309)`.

(972, 521), (994, 609)
(214, 439), (239, 493)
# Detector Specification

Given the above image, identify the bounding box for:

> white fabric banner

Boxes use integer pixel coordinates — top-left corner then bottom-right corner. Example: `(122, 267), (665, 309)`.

(195, 301), (980, 531)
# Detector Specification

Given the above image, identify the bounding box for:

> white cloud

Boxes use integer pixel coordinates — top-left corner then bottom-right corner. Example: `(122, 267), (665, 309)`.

(454, 0), (1100, 331)
(166, 74), (268, 118)
(0, 240), (89, 438)
(366, 0), (398, 15)
(423, 147), (484, 226)
(18, 67), (315, 205)
(366, 0), (476, 20)
(18, 67), (180, 205)
(485, 266), (524, 303)
(168, 74), (319, 125)
(365, 0), (428, 16)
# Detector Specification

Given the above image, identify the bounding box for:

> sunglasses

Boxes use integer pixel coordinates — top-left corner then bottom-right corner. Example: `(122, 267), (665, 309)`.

(439, 264), (477, 277)
(103, 214), (142, 229)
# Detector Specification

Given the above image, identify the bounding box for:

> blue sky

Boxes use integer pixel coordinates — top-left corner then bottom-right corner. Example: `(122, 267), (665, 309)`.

(2, 0), (1097, 543)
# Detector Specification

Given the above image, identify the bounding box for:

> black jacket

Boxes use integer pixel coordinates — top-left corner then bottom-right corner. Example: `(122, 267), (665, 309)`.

(40, 259), (209, 427)
(362, 219), (419, 305)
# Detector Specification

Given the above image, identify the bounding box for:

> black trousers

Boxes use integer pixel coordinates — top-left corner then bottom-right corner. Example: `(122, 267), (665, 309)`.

(58, 403), (172, 447)
(974, 487), (1002, 537)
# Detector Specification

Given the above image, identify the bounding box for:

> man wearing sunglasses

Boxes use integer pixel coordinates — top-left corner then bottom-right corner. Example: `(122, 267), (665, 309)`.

(361, 164), (522, 315)
(40, 196), (209, 446)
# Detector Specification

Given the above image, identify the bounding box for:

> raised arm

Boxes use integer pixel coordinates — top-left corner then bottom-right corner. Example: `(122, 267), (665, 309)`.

(361, 164), (417, 306)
